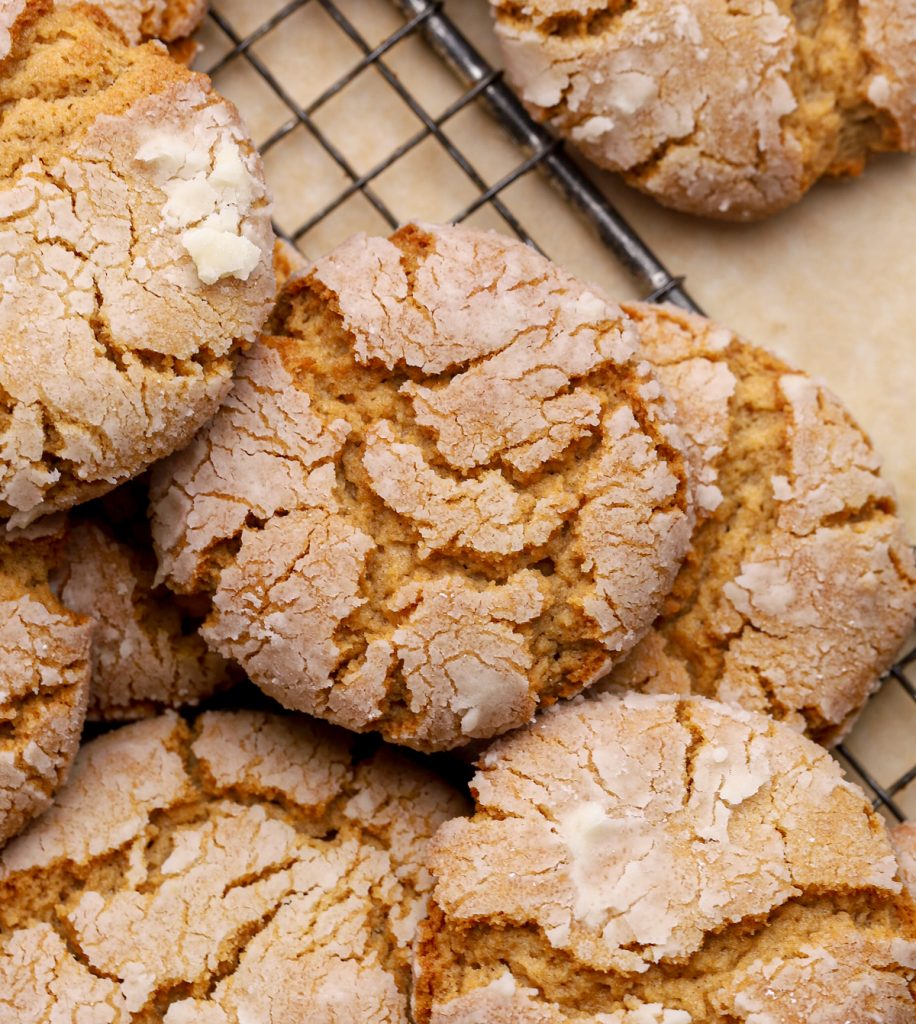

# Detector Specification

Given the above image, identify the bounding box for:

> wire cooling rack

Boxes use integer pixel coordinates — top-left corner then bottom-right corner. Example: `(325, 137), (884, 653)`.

(196, 0), (915, 822)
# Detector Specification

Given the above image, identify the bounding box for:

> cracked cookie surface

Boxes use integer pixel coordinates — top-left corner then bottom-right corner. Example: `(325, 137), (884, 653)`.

(150, 223), (693, 751)
(592, 303), (916, 744)
(56, 0), (207, 44)
(893, 822), (916, 897)
(416, 692), (916, 1024)
(0, 708), (467, 1023)
(0, 532), (93, 847)
(491, 0), (916, 219)
(0, 1), (274, 528)
(56, 486), (233, 720)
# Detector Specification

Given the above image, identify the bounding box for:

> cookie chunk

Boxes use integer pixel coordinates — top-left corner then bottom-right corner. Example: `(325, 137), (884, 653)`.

(150, 223), (693, 751)
(416, 692), (916, 1024)
(0, 533), (93, 847)
(0, 1), (274, 528)
(56, 490), (233, 719)
(491, 0), (916, 219)
(0, 709), (467, 1022)
(57, 0), (207, 44)
(592, 303), (916, 744)
(893, 822), (916, 896)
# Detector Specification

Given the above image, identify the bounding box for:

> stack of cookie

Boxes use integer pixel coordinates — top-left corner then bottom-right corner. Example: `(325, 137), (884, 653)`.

(1, 3), (915, 1022)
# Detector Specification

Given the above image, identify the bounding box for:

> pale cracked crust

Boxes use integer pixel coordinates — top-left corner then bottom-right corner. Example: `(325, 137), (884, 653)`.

(0, 709), (468, 1023)
(57, 517), (233, 720)
(592, 303), (916, 745)
(56, 0), (208, 44)
(491, 0), (916, 220)
(0, 540), (93, 847)
(415, 692), (916, 1024)
(150, 223), (693, 751)
(0, 3), (274, 527)
(893, 822), (916, 898)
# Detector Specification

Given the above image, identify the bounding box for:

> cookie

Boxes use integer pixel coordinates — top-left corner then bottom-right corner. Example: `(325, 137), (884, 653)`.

(273, 237), (309, 289)
(150, 223), (693, 751)
(0, 532), (93, 847)
(416, 692), (916, 1024)
(56, 493), (233, 719)
(591, 303), (916, 744)
(491, 0), (916, 220)
(0, 1), (274, 528)
(56, 0), (207, 44)
(0, 709), (467, 1022)
(893, 822), (916, 897)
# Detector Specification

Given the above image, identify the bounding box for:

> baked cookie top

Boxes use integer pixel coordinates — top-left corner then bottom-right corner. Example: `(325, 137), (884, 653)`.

(893, 822), (916, 897)
(0, 709), (467, 1022)
(150, 223), (693, 751)
(57, 491), (233, 719)
(0, 1), (274, 527)
(491, 0), (916, 219)
(0, 533), (92, 847)
(56, 0), (207, 44)
(593, 303), (916, 744)
(416, 692), (916, 1024)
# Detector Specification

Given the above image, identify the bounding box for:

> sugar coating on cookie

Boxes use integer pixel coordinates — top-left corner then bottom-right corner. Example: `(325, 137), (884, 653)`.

(150, 223), (693, 750)
(592, 303), (916, 744)
(0, 540), (93, 847)
(57, 518), (232, 720)
(0, 709), (467, 1022)
(416, 692), (916, 1024)
(491, 0), (916, 219)
(893, 822), (916, 897)
(0, 3), (274, 527)
(55, 0), (207, 43)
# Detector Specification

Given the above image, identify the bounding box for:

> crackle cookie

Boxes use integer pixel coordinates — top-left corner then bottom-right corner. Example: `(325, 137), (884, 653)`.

(893, 822), (916, 897)
(0, 0), (274, 529)
(491, 0), (916, 220)
(150, 223), (693, 751)
(56, 0), (207, 45)
(55, 490), (234, 719)
(591, 303), (916, 744)
(415, 692), (916, 1024)
(0, 533), (93, 848)
(0, 709), (468, 1023)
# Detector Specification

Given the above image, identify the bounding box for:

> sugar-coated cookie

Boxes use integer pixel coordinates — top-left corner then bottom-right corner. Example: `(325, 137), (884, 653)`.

(893, 822), (916, 897)
(0, 709), (467, 1022)
(57, 0), (207, 44)
(150, 223), (693, 751)
(491, 0), (916, 219)
(57, 491), (233, 719)
(0, 530), (92, 847)
(592, 303), (916, 743)
(416, 692), (916, 1024)
(0, 0), (274, 528)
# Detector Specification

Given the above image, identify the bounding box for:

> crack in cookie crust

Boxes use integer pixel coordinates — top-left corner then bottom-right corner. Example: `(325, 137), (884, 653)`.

(491, 0), (915, 219)
(0, 4), (274, 526)
(593, 303), (916, 744)
(415, 692), (916, 1023)
(151, 223), (693, 751)
(54, 0), (208, 45)
(0, 710), (468, 1023)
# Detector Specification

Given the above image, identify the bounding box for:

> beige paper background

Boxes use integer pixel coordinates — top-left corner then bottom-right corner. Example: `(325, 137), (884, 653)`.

(198, 0), (915, 818)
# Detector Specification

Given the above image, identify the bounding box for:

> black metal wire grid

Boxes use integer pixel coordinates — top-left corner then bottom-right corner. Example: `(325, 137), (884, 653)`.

(199, 0), (915, 822)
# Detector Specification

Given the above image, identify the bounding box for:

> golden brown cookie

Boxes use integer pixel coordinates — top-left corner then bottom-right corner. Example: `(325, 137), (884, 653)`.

(491, 0), (916, 220)
(0, 531), (93, 848)
(57, 0), (207, 44)
(416, 692), (916, 1024)
(893, 822), (916, 897)
(56, 493), (233, 719)
(592, 303), (916, 744)
(0, 1), (274, 529)
(0, 709), (468, 1022)
(150, 223), (693, 751)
